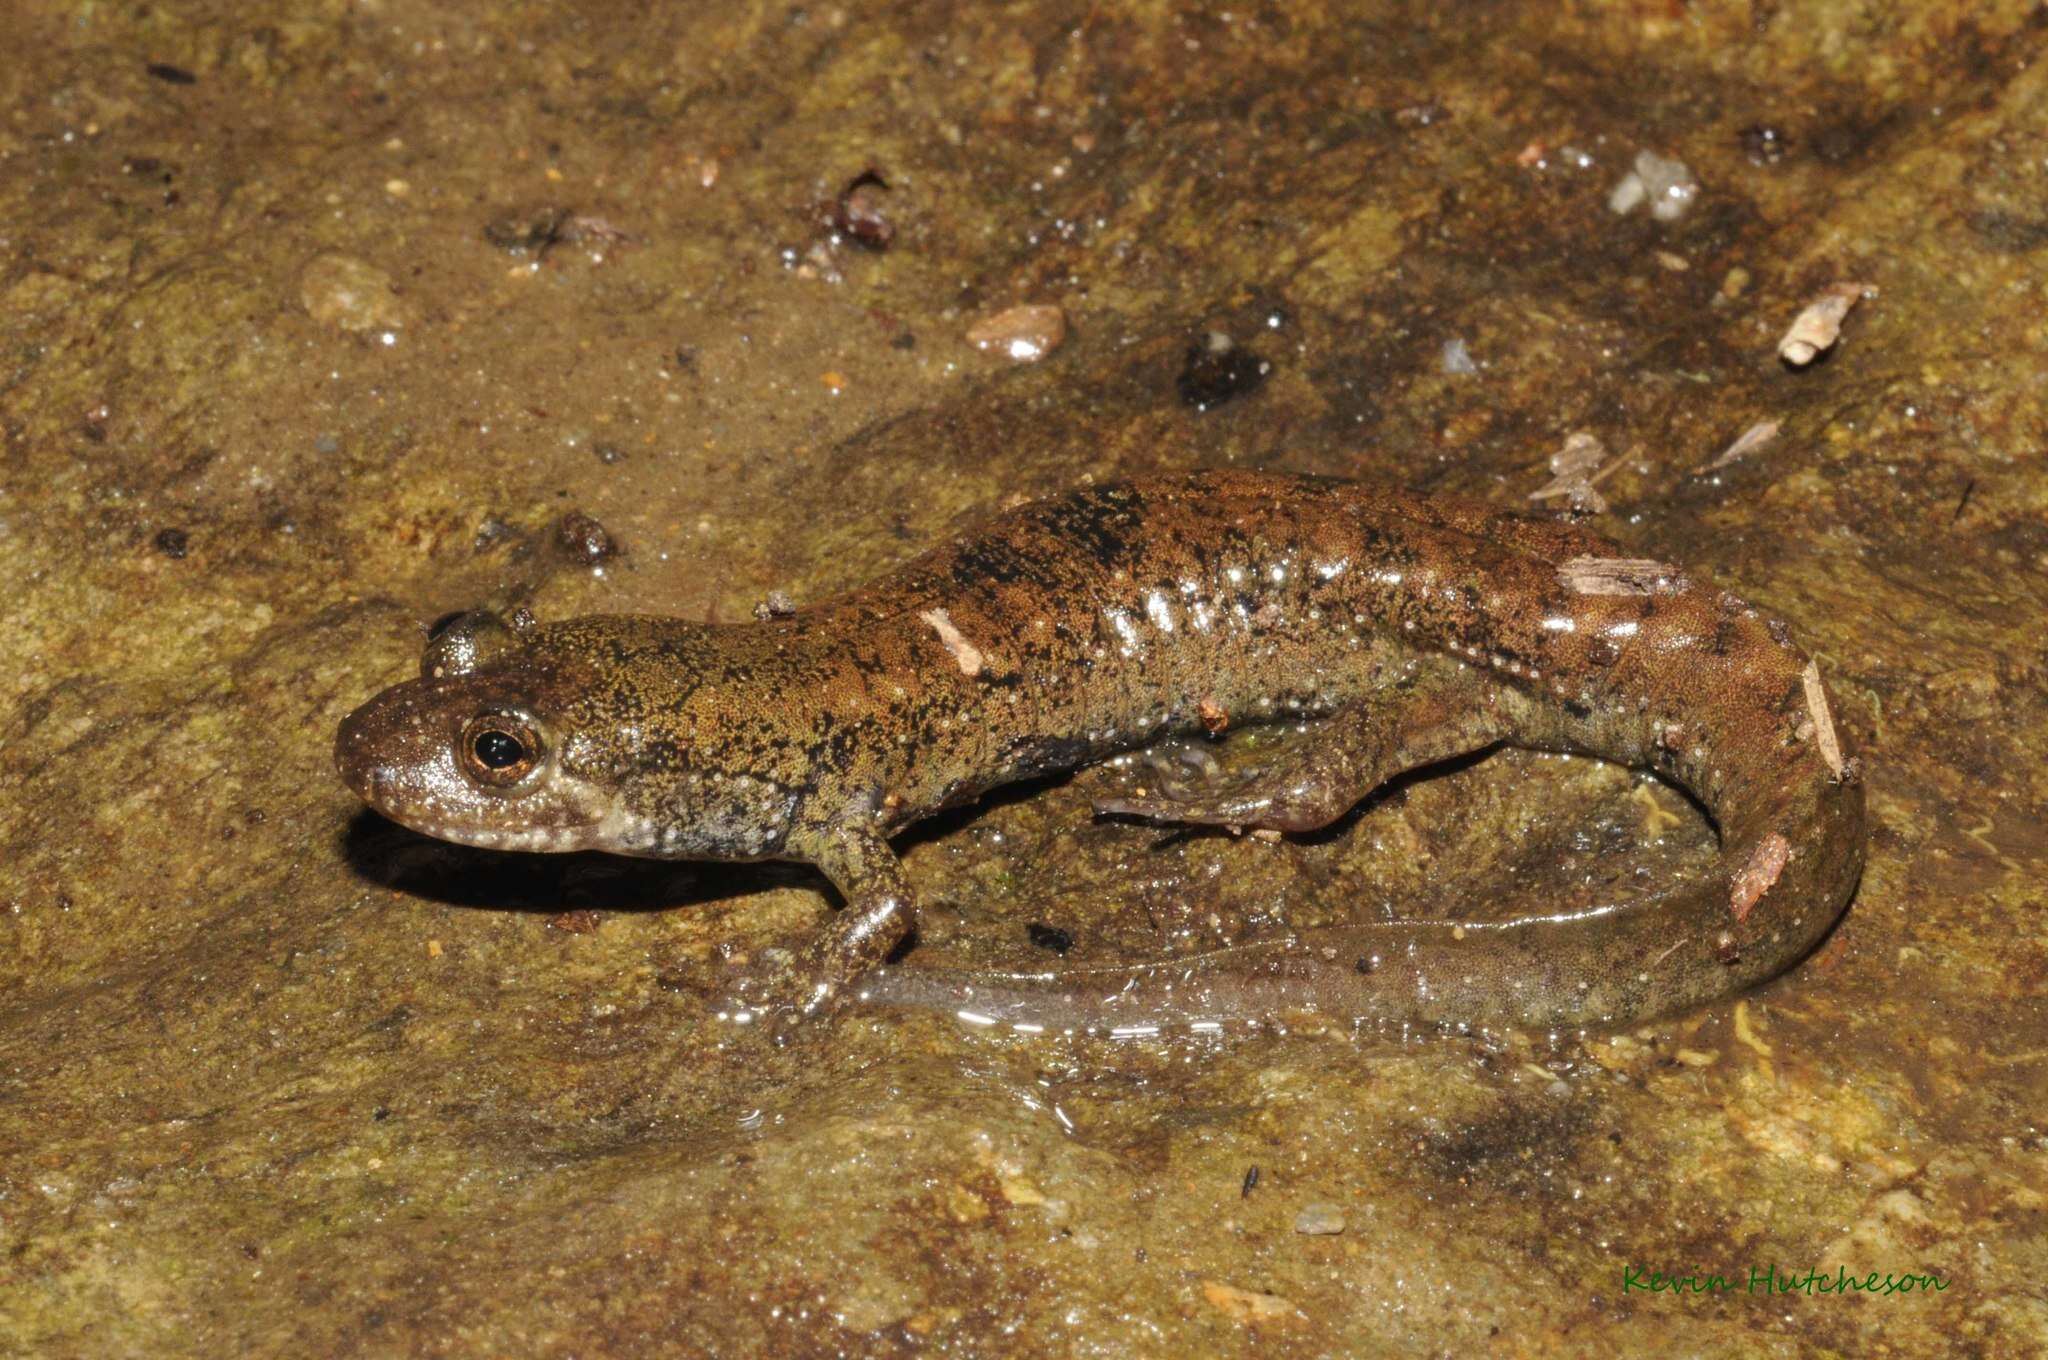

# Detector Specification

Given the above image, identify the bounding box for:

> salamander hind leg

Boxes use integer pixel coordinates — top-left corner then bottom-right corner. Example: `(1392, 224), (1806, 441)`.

(1093, 687), (1509, 834)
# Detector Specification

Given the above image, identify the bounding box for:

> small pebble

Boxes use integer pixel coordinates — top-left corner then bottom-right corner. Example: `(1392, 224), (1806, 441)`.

(1177, 331), (1269, 411)
(1608, 149), (1699, 222)
(967, 304), (1067, 363)
(299, 253), (405, 332)
(1739, 123), (1791, 165)
(554, 511), (620, 565)
(830, 171), (894, 249)
(1026, 923), (1074, 956)
(1293, 1203), (1346, 1235)
(483, 205), (571, 255)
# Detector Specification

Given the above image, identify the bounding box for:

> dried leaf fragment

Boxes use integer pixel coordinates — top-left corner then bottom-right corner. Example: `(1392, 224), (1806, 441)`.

(1730, 833), (1792, 922)
(1800, 660), (1846, 778)
(1779, 283), (1872, 367)
(1200, 1280), (1302, 1326)
(1558, 556), (1688, 596)
(1529, 431), (1625, 513)
(1704, 419), (1781, 471)
(919, 608), (986, 677)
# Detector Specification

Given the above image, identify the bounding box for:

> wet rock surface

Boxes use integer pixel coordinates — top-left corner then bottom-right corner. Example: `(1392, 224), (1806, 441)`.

(4, 2), (2044, 1355)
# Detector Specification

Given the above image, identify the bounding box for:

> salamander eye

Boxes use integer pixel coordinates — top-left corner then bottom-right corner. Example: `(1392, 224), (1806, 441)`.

(460, 715), (543, 787)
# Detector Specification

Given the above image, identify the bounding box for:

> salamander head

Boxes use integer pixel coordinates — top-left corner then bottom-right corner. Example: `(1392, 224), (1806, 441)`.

(335, 611), (801, 859)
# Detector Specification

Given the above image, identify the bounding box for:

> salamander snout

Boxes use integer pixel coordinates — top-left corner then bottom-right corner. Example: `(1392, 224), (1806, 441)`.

(334, 673), (607, 853)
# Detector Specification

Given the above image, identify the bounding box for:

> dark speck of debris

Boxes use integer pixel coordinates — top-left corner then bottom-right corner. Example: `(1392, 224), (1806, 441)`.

(154, 527), (189, 559)
(1394, 99), (1448, 127)
(753, 591), (797, 620)
(554, 511), (619, 565)
(890, 330), (916, 351)
(1738, 123), (1791, 165)
(122, 157), (175, 184)
(1241, 1166), (1261, 1198)
(672, 345), (698, 372)
(146, 62), (197, 85)
(829, 170), (894, 250)
(1177, 331), (1270, 412)
(1026, 922), (1074, 956)
(372, 1106), (391, 1122)
(484, 205), (573, 256)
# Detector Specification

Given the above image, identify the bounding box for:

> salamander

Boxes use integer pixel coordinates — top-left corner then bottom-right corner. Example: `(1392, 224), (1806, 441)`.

(334, 470), (1865, 1038)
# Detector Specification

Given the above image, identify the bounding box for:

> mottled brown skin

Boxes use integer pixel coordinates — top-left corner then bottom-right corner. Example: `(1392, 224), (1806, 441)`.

(335, 471), (1865, 1037)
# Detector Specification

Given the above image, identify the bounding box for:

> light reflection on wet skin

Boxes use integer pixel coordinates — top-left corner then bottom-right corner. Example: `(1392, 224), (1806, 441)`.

(870, 716), (1717, 1044)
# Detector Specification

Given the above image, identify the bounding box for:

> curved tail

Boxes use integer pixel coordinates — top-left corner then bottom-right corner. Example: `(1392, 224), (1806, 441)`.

(854, 594), (1867, 1041)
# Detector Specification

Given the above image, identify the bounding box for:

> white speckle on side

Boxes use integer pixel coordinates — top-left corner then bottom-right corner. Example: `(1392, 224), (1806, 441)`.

(1103, 607), (1142, 657)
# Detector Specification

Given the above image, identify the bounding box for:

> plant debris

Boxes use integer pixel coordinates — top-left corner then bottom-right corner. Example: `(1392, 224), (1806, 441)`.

(1703, 420), (1782, 471)
(1528, 431), (1625, 514)
(1558, 556), (1688, 596)
(1779, 283), (1872, 367)
(919, 607), (986, 677)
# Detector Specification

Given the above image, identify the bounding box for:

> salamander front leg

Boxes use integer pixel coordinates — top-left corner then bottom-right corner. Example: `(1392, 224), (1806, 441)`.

(1094, 692), (1508, 834)
(727, 825), (915, 1023)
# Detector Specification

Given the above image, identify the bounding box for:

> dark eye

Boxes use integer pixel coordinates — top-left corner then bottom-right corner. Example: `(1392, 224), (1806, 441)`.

(474, 729), (526, 769)
(460, 715), (542, 786)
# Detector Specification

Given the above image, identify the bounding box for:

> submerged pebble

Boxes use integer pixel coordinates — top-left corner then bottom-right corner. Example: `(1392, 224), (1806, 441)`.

(554, 511), (620, 565)
(1608, 149), (1699, 222)
(1177, 331), (1269, 411)
(829, 170), (894, 250)
(299, 253), (406, 332)
(967, 303), (1067, 363)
